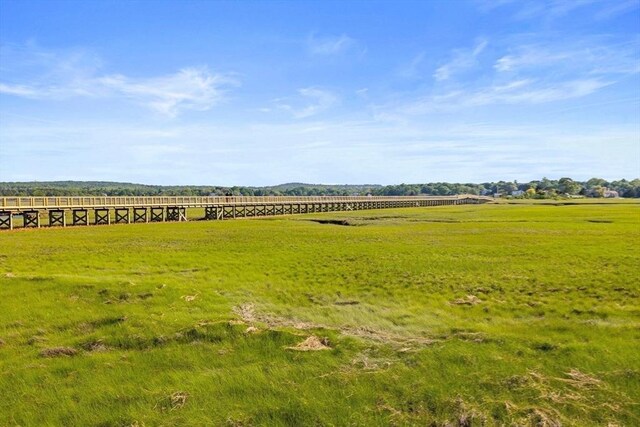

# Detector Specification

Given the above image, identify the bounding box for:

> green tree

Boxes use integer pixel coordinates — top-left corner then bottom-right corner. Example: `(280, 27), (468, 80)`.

(558, 177), (581, 195)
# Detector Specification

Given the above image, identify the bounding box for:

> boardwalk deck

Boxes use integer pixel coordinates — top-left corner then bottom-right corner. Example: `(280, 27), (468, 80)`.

(0, 195), (492, 230)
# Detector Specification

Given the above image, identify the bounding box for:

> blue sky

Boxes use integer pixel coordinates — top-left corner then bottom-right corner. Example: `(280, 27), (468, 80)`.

(0, 0), (639, 185)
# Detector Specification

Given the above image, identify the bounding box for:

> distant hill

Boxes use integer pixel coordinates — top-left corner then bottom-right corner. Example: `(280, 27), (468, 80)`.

(0, 181), (386, 197)
(0, 178), (638, 198)
(265, 183), (383, 191)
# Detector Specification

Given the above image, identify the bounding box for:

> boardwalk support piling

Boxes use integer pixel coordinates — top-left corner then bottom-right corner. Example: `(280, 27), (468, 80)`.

(0, 211), (12, 230)
(166, 207), (187, 222)
(150, 207), (164, 222)
(95, 209), (110, 225)
(204, 206), (217, 220)
(72, 209), (88, 226)
(166, 207), (179, 222)
(134, 208), (148, 223)
(49, 210), (66, 227)
(23, 211), (40, 228)
(115, 208), (130, 224)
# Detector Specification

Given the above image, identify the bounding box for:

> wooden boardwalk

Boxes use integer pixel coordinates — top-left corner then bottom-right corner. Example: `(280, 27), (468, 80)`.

(0, 195), (492, 229)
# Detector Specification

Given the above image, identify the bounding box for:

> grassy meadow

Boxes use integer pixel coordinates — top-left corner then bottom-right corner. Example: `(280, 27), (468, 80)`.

(1, 202), (639, 426)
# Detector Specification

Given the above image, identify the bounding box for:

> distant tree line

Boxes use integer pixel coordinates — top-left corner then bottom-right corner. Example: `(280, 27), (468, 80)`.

(0, 177), (639, 198)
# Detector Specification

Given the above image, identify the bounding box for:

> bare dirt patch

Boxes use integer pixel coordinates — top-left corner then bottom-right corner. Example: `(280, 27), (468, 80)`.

(40, 347), (78, 358)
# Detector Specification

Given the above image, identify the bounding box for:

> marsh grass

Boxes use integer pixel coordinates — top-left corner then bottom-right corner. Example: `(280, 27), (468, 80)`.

(0, 202), (639, 425)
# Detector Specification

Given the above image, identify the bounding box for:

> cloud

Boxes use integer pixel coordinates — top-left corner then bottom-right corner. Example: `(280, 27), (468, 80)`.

(275, 87), (338, 118)
(0, 83), (40, 97)
(307, 34), (357, 55)
(494, 48), (569, 72)
(397, 52), (426, 79)
(384, 34), (639, 115)
(397, 78), (611, 114)
(494, 39), (640, 75)
(474, 0), (518, 13)
(477, 0), (640, 22)
(595, 0), (640, 20)
(0, 44), (237, 117)
(434, 38), (488, 81)
(355, 88), (369, 98)
(97, 68), (235, 117)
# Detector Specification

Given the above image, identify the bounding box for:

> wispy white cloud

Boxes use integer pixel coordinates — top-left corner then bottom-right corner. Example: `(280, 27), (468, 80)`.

(494, 39), (640, 75)
(0, 44), (237, 117)
(477, 0), (639, 21)
(522, 0), (597, 20)
(385, 33), (639, 115)
(397, 78), (611, 114)
(307, 33), (358, 55)
(433, 38), (488, 81)
(355, 88), (369, 98)
(397, 52), (427, 79)
(275, 87), (338, 118)
(0, 83), (40, 97)
(96, 68), (236, 117)
(494, 48), (569, 72)
(595, 0), (640, 20)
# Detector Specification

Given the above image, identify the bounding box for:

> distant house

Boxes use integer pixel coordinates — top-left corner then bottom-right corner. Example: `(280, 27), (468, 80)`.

(493, 192), (502, 198)
(604, 189), (619, 198)
(511, 190), (525, 196)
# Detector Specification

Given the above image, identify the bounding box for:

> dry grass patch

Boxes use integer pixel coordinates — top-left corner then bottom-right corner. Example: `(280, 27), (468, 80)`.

(286, 336), (331, 351)
(233, 303), (437, 348)
(561, 368), (602, 388)
(451, 295), (482, 305)
(334, 299), (360, 305)
(40, 347), (78, 358)
(233, 303), (316, 330)
(340, 325), (437, 347)
(81, 339), (109, 352)
(350, 351), (396, 371)
(155, 391), (189, 412)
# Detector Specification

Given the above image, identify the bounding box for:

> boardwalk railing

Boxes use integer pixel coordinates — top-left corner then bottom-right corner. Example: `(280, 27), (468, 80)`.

(0, 195), (488, 210)
(0, 195), (492, 229)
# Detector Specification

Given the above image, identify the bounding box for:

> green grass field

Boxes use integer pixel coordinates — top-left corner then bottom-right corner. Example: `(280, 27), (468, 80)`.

(1, 202), (639, 426)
